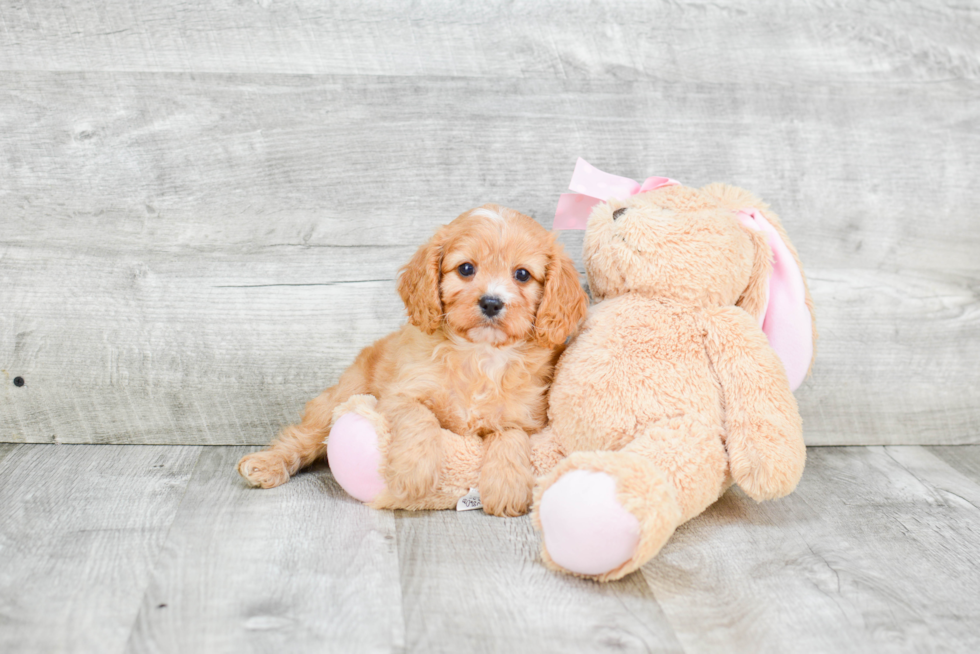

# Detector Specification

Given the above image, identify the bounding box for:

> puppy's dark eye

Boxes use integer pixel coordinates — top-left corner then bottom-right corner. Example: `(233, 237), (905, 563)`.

(458, 262), (475, 277)
(514, 268), (531, 283)
(612, 208), (627, 220)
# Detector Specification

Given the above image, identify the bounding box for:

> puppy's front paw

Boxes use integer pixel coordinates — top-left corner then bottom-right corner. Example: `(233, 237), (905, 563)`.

(479, 463), (533, 517)
(237, 451), (292, 489)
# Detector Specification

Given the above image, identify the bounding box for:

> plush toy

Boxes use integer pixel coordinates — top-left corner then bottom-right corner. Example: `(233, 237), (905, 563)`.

(328, 159), (815, 581)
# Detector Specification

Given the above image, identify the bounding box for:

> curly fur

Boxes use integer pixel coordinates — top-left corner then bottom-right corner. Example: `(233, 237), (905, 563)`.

(238, 204), (587, 517)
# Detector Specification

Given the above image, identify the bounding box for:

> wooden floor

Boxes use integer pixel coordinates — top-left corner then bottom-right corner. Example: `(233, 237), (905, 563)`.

(1, 443), (978, 653)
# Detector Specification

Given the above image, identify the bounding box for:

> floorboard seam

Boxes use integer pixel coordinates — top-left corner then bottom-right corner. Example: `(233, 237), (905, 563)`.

(120, 445), (206, 652)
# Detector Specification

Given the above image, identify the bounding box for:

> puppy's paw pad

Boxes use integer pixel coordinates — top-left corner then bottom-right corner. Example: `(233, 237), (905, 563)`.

(538, 470), (640, 576)
(237, 452), (291, 489)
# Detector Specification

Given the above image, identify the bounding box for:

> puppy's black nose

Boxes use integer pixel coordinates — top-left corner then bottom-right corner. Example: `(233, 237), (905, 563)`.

(479, 295), (505, 318)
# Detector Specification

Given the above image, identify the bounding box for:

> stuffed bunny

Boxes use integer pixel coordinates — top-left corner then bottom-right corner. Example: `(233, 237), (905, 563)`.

(328, 159), (816, 581)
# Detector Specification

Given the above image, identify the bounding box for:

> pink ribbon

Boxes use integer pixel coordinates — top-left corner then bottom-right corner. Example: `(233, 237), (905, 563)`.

(553, 158), (680, 230)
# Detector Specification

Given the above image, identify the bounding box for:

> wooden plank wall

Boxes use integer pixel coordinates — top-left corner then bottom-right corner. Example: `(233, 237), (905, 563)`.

(1, 1), (978, 445)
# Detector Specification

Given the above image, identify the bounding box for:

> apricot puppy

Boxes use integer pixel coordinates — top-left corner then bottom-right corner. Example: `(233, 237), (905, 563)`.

(238, 204), (587, 516)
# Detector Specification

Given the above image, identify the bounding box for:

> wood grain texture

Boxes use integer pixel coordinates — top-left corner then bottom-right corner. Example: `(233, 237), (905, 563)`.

(125, 447), (405, 654)
(927, 445), (980, 485)
(644, 446), (980, 653)
(0, 1), (977, 81)
(1, 2), (979, 445)
(395, 509), (682, 653)
(0, 444), (201, 654)
(5, 443), (980, 651)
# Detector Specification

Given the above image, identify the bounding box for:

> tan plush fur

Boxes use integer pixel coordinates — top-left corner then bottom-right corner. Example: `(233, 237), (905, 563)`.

(430, 184), (815, 580)
(237, 204), (588, 517)
(534, 184), (814, 580)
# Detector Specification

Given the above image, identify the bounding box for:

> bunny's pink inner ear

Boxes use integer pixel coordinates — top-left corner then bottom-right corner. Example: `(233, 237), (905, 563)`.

(737, 209), (813, 391)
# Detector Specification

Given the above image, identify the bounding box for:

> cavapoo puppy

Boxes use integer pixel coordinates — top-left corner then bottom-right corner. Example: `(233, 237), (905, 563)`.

(238, 204), (588, 516)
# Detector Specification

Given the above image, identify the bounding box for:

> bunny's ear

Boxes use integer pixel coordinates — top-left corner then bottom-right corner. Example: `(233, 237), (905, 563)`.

(736, 208), (814, 391)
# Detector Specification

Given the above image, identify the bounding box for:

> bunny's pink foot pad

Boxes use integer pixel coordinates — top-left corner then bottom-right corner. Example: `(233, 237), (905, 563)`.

(538, 470), (640, 576)
(326, 412), (386, 503)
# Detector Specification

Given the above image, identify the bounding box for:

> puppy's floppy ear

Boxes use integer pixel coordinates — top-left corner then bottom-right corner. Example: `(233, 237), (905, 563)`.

(535, 236), (588, 348)
(398, 228), (445, 334)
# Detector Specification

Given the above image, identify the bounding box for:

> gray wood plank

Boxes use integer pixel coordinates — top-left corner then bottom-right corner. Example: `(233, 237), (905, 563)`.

(0, 443), (17, 467)
(0, 444), (201, 654)
(395, 509), (682, 653)
(0, 0), (976, 82)
(4, 443), (980, 651)
(125, 447), (404, 654)
(1, 70), (978, 445)
(0, 278), (404, 446)
(927, 445), (980, 485)
(643, 446), (980, 653)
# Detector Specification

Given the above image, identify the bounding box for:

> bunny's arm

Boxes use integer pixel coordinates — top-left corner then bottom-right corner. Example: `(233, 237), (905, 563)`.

(703, 306), (806, 501)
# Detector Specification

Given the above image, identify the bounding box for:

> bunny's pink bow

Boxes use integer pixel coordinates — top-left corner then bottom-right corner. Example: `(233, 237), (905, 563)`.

(553, 158), (680, 230)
